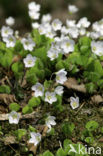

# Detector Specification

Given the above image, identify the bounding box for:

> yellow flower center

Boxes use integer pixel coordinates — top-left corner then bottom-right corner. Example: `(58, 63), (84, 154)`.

(72, 102), (77, 107)
(28, 60), (32, 65)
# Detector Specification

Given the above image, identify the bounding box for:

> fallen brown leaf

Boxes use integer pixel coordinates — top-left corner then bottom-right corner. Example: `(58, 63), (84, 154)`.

(64, 78), (86, 93)
(0, 94), (16, 104)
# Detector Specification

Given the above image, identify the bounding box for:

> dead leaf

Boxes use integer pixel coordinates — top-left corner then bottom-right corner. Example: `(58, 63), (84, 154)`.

(27, 142), (37, 155)
(4, 136), (16, 145)
(91, 95), (103, 104)
(0, 94), (16, 104)
(42, 126), (48, 137)
(64, 78), (86, 93)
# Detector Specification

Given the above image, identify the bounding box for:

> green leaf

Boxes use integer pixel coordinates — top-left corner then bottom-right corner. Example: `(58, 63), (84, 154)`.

(29, 125), (37, 132)
(85, 137), (94, 144)
(12, 62), (24, 78)
(43, 150), (54, 156)
(22, 105), (33, 114)
(53, 95), (64, 112)
(0, 85), (11, 94)
(44, 80), (53, 90)
(15, 129), (27, 140)
(56, 148), (66, 156)
(9, 103), (20, 111)
(56, 60), (64, 70)
(86, 120), (99, 131)
(62, 122), (75, 136)
(28, 97), (41, 107)
(85, 82), (97, 93)
(0, 51), (13, 68)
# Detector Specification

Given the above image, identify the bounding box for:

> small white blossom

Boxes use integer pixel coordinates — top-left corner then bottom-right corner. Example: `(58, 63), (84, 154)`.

(29, 10), (40, 20)
(45, 116), (56, 130)
(55, 86), (64, 96)
(1, 26), (13, 37)
(21, 38), (35, 51)
(90, 32), (100, 39)
(29, 132), (41, 146)
(61, 37), (75, 54)
(66, 19), (76, 28)
(42, 14), (52, 23)
(68, 27), (79, 38)
(52, 19), (62, 31)
(3, 35), (16, 47)
(70, 96), (79, 109)
(56, 69), (67, 84)
(23, 54), (37, 68)
(45, 91), (57, 104)
(5, 17), (15, 26)
(32, 22), (40, 29)
(28, 2), (40, 12)
(8, 111), (20, 124)
(61, 26), (69, 35)
(77, 17), (90, 28)
(31, 82), (44, 97)
(68, 5), (78, 14)
(47, 44), (60, 61)
(91, 41), (103, 56)
(79, 28), (86, 36)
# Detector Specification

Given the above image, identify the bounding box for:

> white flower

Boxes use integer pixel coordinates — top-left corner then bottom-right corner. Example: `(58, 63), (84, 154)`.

(45, 116), (56, 130)
(29, 10), (40, 20)
(28, 2), (40, 12)
(23, 54), (37, 68)
(52, 19), (62, 31)
(70, 96), (79, 109)
(45, 91), (57, 104)
(90, 32), (100, 39)
(1, 26), (13, 37)
(29, 132), (41, 146)
(31, 82), (44, 97)
(47, 44), (60, 61)
(32, 22), (40, 29)
(91, 41), (103, 56)
(61, 37), (75, 54)
(61, 26), (69, 35)
(79, 28), (86, 36)
(56, 69), (67, 84)
(8, 111), (20, 124)
(77, 17), (90, 28)
(3, 35), (16, 47)
(5, 17), (15, 26)
(21, 38), (35, 51)
(66, 19), (76, 28)
(68, 5), (78, 14)
(55, 86), (64, 96)
(68, 27), (79, 38)
(41, 14), (52, 23)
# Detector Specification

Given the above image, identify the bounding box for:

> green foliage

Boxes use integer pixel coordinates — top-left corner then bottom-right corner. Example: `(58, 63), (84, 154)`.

(9, 102), (20, 111)
(28, 97), (41, 107)
(85, 120), (99, 131)
(22, 105), (33, 114)
(0, 50), (13, 68)
(26, 59), (45, 84)
(56, 148), (66, 156)
(0, 85), (11, 94)
(12, 62), (24, 79)
(15, 129), (27, 140)
(62, 122), (75, 136)
(42, 150), (54, 156)
(53, 95), (64, 112)
(28, 125), (37, 132)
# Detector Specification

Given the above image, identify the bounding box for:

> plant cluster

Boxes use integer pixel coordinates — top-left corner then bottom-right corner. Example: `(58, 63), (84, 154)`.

(0, 1), (103, 155)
